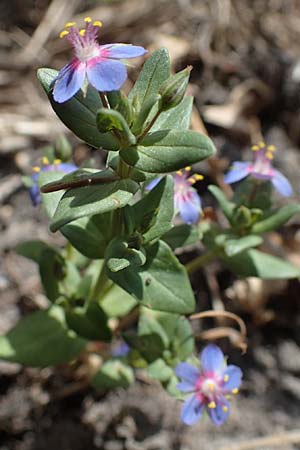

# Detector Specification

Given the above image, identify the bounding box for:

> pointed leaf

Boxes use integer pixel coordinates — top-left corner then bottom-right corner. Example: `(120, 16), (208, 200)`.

(252, 204), (300, 234)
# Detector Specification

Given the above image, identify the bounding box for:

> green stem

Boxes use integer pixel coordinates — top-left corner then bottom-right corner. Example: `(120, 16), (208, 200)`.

(137, 110), (161, 141)
(92, 262), (110, 302)
(185, 250), (217, 275)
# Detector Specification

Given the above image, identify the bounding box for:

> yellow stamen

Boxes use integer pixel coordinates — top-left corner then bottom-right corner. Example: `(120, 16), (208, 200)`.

(194, 174), (204, 181)
(79, 29), (86, 36)
(222, 405), (228, 412)
(65, 21), (76, 28)
(266, 151), (274, 160)
(251, 145), (259, 151)
(84, 16), (92, 22)
(223, 374), (229, 382)
(208, 401), (216, 409)
(185, 166), (191, 171)
(42, 157), (49, 165)
(258, 141), (265, 148)
(176, 170), (183, 176)
(225, 395), (231, 400)
(32, 166), (41, 172)
(59, 30), (69, 39)
(93, 20), (103, 27)
(54, 159), (62, 165)
(232, 388), (239, 394)
(207, 382), (215, 391)
(267, 145), (276, 152)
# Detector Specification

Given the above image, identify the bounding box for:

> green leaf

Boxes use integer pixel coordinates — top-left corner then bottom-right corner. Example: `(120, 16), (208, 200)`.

(123, 333), (165, 362)
(38, 171), (71, 219)
(216, 234), (263, 257)
(131, 93), (161, 135)
(39, 247), (65, 301)
(61, 212), (112, 259)
(106, 238), (146, 272)
(92, 360), (134, 389)
(128, 48), (170, 106)
(120, 129), (215, 173)
(222, 248), (300, 279)
(65, 303), (111, 341)
(37, 68), (119, 150)
(252, 204), (300, 234)
(208, 185), (235, 221)
(131, 175), (174, 243)
(101, 284), (137, 318)
(162, 224), (200, 250)
(107, 240), (195, 314)
(152, 96), (193, 131)
(50, 177), (138, 231)
(16, 240), (54, 264)
(0, 306), (86, 367)
(147, 358), (173, 382)
(233, 178), (272, 210)
(96, 108), (136, 146)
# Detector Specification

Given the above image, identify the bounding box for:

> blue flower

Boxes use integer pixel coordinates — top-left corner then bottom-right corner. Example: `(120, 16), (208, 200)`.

(112, 341), (130, 357)
(53, 17), (147, 103)
(175, 344), (242, 426)
(29, 157), (77, 206)
(147, 168), (203, 225)
(224, 142), (292, 196)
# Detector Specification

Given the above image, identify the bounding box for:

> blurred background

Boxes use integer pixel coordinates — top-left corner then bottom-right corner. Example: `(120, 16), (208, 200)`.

(1, 1), (300, 449)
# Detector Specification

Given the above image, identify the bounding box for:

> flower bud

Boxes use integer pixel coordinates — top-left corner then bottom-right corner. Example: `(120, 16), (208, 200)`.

(54, 136), (72, 161)
(159, 66), (192, 112)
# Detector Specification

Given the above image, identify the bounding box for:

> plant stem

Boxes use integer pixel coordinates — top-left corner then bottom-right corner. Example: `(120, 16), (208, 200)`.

(137, 110), (161, 141)
(99, 91), (110, 108)
(92, 262), (110, 302)
(185, 250), (217, 275)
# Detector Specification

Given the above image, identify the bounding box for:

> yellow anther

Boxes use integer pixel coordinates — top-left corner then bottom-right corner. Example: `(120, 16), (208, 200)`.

(65, 21), (76, 28)
(185, 166), (191, 171)
(267, 145), (276, 152)
(194, 174), (204, 181)
(54, 159), (62, 165)
(42, 157), (49, 165)
(59, 30), (69, 39)
(225, 395), (231, 400)
(176, 170), (183, 176)
(93, 20), (103, 27)
(222, 405), (228, 412)
(251, 145), (259, 151)
(208, 382), (215, 391)
(232, 388), (239, 394)
(223, 374), (229, 382)
(32, 166), (41, 172)
(84, 16), (92, 22)
(266, 151), (274, 160)
(208, 401), (216, 409)
(258, 141), (265, 148)
(79, 29), (86, 36)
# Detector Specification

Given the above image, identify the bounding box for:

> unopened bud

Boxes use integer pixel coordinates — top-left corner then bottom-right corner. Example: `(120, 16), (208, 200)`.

(159, 66), (192, 111)
(54, 136), (72, 161)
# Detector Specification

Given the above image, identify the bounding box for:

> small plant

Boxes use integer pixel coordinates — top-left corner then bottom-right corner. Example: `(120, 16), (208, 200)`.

(1, 17), (299, 428)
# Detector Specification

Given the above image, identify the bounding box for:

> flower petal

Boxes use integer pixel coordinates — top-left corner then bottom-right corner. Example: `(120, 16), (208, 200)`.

(222, 365), (243, 392)
(29, 182), (41, 206)
(175, 362), (200, 386)
(100, 44), (147, 59)
(271, 169), (293, 197)
(87, 59), (127, 92)
(176, 381), (197, 393)
(57, 163), (78, 173)
(146, 177), (162, 191)
(224, 161), (252, 184)
(180, 394), (204, 425)
(200, 344), (225, 375)
(207, 397), (230, 426)
(53, 59), (85, 103)
(177, 190), (202, 224)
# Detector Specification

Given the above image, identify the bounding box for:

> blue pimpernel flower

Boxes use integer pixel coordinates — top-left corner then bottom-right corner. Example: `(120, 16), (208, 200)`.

(224, 141), (293, 196)
(147, 167), (203, 225)
(53, 17), (147, 103)
(29, 157), (77, 206)
(175, 344), (242, 426)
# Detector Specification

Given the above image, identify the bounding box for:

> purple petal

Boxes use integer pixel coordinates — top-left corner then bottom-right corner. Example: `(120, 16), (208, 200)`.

(57, 163), (78, 173)
(207, 397), (230, 426)
(53, 59), (85, 103)
(146, 177), (162, 191)
(177, 190), (202, 225)
(101, 44), (147, 59)
(176, 381), (197, 393)
(29, 183), (41, 206)
(180, 394), (204, 425)
(224, 161), (252, 184)
(200, 344), (225, 375)
(271, 169), (293, 197)
(175, 362), (200, 386)
(87, 59), (127, 92)
(222, 365), (243, 392)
